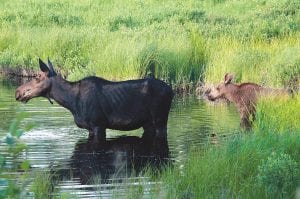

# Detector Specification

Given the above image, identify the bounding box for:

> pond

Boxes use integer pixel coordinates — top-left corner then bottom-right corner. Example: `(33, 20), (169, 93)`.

(0, 77), (240, 198)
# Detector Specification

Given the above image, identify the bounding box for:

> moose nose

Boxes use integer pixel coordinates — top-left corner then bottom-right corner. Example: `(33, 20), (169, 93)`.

(15, 90), (21, 100)
(205, 88), (211, 95)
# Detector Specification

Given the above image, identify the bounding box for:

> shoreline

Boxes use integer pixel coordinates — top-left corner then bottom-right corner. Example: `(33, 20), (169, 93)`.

(0, 66), (36, 77)
(0, 67), (207, 95)
(2, 67), (296, 95)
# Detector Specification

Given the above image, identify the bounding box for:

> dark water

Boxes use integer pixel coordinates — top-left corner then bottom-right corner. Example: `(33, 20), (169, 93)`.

(0, 77), (240, 198)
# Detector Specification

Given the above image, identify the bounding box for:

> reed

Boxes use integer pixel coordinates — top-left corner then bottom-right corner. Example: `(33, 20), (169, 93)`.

(255, 95), (300, 134)
(30, 171), (55, 199)
(204, 35), (300, 88)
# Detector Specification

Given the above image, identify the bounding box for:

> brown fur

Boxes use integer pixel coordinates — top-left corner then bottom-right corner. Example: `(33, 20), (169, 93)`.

(205, 73), (289, 129)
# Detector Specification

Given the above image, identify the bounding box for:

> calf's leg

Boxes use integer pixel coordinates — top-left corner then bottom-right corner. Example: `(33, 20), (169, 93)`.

(240, 113), (251, 130)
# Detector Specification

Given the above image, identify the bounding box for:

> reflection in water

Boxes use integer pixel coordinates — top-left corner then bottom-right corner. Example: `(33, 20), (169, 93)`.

(56, 136), (170, 185)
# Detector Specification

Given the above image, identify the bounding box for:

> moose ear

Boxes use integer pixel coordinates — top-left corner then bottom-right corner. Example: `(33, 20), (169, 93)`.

(224, 73), (233, 85)
(39, 58), (49, 73)
(47, 58), (57, 76)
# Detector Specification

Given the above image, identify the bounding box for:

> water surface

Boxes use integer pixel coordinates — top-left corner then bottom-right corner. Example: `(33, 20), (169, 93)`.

(0, 77), (240, 198)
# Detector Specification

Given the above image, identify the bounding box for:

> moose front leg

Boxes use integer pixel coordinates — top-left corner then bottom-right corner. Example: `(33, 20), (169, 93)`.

(239, 106), (253, 131)
(240, 112), (252, 131)
(241, 117), (251, 130)
(153, 126), (169, 158)
(88, 127), (106, 143)
(88, 130), (94, 140)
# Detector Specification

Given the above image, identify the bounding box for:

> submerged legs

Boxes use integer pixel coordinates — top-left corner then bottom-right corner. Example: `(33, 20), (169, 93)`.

(153, 125), (169, 157)
(88, 127), (106, 143)
(142, 123), (169, 157)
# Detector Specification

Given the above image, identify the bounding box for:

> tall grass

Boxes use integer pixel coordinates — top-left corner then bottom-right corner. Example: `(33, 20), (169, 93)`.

(161, 133), (300, 198)
(157, 95), (300, 198)
(255, 95), (300, 133)
(54, 95), (297, 198)
(0, 0), (208, 86)
(204, 35), (300, 88)
(30, 171), (55, 199)
(0, 0), (299, 88)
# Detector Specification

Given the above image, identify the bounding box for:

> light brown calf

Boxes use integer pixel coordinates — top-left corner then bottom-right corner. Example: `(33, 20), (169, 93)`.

(205, 73), (290, 130)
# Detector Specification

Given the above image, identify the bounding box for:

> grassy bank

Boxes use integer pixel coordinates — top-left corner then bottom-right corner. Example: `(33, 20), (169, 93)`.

(205, 35), (300, 89)
(155, 95), (300, 198)
(0, 0), (299, 89)
(161, 133), (300, 198)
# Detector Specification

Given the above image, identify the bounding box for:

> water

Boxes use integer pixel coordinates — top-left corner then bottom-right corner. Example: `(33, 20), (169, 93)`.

(0, 77), (240, 198)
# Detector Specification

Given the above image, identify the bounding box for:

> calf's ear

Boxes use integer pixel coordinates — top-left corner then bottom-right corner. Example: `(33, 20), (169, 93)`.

(224, 73), (233, 85)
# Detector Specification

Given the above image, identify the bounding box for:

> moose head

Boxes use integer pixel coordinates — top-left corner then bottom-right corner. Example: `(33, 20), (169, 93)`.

(205, 73), (234, 101)
(15, 58), (57, 103)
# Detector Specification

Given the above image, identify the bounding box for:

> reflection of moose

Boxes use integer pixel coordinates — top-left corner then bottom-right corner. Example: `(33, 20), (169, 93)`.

(15, 59), (173, 154)
(57, 136), (170, 184)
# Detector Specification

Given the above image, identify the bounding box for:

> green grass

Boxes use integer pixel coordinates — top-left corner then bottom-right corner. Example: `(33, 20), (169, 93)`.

(204, 35), (300, 88)
(30, 171), (55, 199)
(0, 0), (299, 88)
(255, 95), (300, 133)
(160, 133), (300, 198)
(155, 95), (300, 198)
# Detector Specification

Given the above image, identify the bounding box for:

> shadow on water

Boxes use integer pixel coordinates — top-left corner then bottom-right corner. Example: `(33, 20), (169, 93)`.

(55, 136), (170, 185)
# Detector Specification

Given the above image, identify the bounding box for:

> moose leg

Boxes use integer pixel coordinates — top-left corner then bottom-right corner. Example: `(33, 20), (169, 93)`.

(240, 114), (251, 130)
(149, 94), (172, 157)
(88, 130), (94, 140)
(89, 127), (106, 143)
(142, 124), (156, 153)
(142, 123), (155, 141)
(239, 106), (253, 131)
(153, 125), (169, 158)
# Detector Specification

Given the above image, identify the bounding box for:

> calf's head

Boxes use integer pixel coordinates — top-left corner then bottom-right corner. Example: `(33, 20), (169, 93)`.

(15, 58), (57, 103)
(206, 73), (234, 101)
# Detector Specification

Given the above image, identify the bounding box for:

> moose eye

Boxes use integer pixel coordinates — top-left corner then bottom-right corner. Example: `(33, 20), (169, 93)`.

(35, 74), (41, 81)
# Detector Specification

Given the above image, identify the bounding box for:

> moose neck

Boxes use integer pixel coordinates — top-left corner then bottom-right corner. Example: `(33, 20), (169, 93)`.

(49, 76), (79, 113)
(224, 84), (239, 103)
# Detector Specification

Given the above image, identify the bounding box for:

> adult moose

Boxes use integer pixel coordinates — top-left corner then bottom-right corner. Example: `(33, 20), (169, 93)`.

(16, 59), (173, 155)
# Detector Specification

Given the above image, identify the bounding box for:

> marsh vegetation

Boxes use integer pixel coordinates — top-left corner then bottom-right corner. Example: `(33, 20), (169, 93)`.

(0, 0), (299, 89)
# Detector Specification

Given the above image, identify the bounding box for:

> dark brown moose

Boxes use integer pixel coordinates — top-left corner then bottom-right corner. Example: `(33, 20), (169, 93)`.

(15, 59), (173, 155)
(205, 73), (290, 130)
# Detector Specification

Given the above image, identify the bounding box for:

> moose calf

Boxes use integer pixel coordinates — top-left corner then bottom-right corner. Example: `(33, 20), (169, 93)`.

(205, 73), (290, 129)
